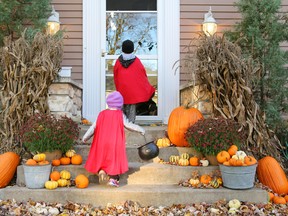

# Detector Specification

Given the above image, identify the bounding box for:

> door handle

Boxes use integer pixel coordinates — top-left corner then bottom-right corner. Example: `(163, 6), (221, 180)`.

(101, 50), (107, 57)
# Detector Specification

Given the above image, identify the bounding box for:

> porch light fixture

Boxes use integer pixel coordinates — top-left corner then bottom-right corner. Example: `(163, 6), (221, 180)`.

(47, 6), (60, 35)
(202, 7), (217, 36)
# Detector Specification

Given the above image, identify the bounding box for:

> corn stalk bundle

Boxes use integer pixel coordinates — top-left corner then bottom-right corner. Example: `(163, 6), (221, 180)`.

(183, 34), (282, 163)
(0, 32), (63, 154)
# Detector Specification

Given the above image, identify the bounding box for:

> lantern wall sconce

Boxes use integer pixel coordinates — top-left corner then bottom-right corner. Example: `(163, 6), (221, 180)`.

(47, 6), (60, 35)
(202, 7), (217, 36)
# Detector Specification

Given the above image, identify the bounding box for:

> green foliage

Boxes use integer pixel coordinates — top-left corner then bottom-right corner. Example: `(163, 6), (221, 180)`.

(185, 117), (247, 156)
(18, 113), (80, 153)
(225, 0), (288, 135)
(0, 0), (52, 46)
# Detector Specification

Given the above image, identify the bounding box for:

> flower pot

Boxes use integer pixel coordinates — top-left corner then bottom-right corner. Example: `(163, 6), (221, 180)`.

(205, 154), (218, 166)
(43, 150), (62, 162)
(23, 164), (51, 189)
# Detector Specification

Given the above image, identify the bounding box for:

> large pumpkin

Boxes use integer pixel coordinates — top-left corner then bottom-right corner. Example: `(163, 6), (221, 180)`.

(167, 106), (203, 147)
(0, 152), (20, 188)
(257, 156), (288, 195)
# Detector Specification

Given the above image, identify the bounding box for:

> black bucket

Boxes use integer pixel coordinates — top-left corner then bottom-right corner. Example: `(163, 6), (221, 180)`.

(137, 141), (159, 161)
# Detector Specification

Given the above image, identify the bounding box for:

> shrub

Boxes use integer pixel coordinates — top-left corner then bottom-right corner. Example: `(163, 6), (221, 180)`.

(18, 113), (80, 153)
(185, 117), (247, 156)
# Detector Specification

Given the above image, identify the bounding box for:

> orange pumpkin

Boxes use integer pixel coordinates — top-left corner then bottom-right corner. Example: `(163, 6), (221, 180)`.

(50, 170), (61, 181)
(257, 156), (288, 195)
(26, 159), (38, 165)
(216, 151), (230, 164)
(60, 157), (71, 165)
(0, 152), (20, 188)
(38, 160), (50, 165)
(200, 174), (212, 185)
(71, 154), (83, 165)
(75, 174), (89, 188)
(227, 145), (238, 156)
(244, 156), (257, 166)
(189, 156), (199, 166)
(52, 159), (61, 166)
(167, 106), (203, 147)
(268, 192), (275, 202)
(272, 196), (286, 204)
(284, 195), (288, 202)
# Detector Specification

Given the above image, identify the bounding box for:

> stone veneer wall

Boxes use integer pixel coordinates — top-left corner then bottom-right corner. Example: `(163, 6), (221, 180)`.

(48, 77), (82, 122)
(180, 83), (213, 118)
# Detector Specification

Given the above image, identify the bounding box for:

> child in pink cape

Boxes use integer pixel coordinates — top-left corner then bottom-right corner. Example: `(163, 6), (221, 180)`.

(82, 91), (145, 187)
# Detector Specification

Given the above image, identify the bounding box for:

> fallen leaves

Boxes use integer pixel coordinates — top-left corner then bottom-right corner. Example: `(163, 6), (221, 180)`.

(0, 199), (288, 215)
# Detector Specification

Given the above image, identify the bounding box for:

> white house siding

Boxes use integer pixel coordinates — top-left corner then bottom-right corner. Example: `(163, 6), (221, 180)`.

(52, 0), (288, 85)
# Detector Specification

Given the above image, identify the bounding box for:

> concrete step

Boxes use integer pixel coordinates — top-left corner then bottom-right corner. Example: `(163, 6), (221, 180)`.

(16, 162), (219, 186)
(0, 184), (268, 206)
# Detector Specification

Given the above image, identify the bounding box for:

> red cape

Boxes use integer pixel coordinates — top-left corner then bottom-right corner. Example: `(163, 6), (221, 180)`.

(84, 110), (128, 175)
(114, 57), (155, 104)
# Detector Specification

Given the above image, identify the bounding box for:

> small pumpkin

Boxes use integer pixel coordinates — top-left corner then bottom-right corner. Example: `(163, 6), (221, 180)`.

(65, 149), (76, 158)
(235, 151), (247, 162)
(272, 196), (286, 204)
(60, 157), (71, 165)
(178, 158), (189, 166)
(0, 152), (20, 188)
(60, 170), (71, 180)
(180, 152), (190, 160)
(57, 178), (68, 187)
(156, 137), (171, 148)
(33, 153), (46, 162)
(189, 178), (200, 187)
(71, 154), (83, 165)
(228, 199), (241, 209)
(169, 155), (180, 164)
(200, 159), (209, 167)
(216, 151), (230, 164)
(167, 106), (204, 147)
(75, 174), (89, 188)
(38, 160), (50, 165)
(200, 174), (212, 185)
(45, 180), (58, 190)
(25, 159), (38, 166)
(50, 171), (61, 181)
(227, 145), (238, 156)
(52, 159), (61, 166)
(244, 155), (257, 166)
(189, 156), (199, 166)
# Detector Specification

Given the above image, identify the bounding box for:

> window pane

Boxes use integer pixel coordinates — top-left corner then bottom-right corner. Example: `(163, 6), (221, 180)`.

(107, 0), (157, 11)
(106, 12), (157, 55)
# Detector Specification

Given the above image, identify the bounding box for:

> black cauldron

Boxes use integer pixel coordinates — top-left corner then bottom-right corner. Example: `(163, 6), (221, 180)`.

(138, 141), (159, 161)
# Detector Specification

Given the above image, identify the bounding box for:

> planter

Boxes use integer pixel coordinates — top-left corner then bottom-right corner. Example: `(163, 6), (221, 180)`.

(219, 164), (257, 189)
(205, 155), (218, 166)
(43, 150), (62, 162)
(23, 164), (51, 189)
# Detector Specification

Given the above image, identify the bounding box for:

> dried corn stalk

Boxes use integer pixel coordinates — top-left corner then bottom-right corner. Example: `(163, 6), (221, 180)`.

(0, 32), (63, 154)
(182, 34), (282, 163)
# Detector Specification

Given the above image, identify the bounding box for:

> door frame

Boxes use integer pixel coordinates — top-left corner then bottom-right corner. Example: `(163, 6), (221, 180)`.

(82, 0), (179, 124)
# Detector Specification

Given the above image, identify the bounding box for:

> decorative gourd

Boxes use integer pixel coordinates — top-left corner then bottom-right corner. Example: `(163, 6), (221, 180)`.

(0, 152), (20, 188)
(60, 170), (71, 180)
(180, 152), (190, 160)
(60, 157), (71, 165)
(52, 159), (61, 166)
(71, 154), (83, 165)
(216, 151), (230, 164)
(228, 199), (241, 209)
(45, 180), (58, 190)
(57, 178), (68, 187)
(50, 171), (61, 181)
(189, 178), (200, 187)
(200, 174), (212, 185)
(25, 159), (37, 165)
(257, 156), (288, 195)
(189, 156), (199, 166)
(75, 174), (89, 188)
(167, 106), (203, 147)
(199, 159), (209, 167)
(156, 138), (171, 148)
(33, 153), (46, 162)
(178, 158), (189, 166)
(65, 149), (76, 158)
(210, 178), (220, 188)
(169, 155), (180, 164)
(235, 151), (247, 162)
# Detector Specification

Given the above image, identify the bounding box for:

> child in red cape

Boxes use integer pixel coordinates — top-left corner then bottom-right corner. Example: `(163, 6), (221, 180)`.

(82, 91), (145, 187)
(113, 39), (155, 123)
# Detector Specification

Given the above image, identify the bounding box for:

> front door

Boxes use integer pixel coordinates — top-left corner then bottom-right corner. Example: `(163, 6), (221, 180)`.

(83, 0), (180, 124)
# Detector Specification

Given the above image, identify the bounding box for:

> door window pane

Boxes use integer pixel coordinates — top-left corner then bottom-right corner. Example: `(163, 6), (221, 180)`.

(107, 0), (157, 11)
